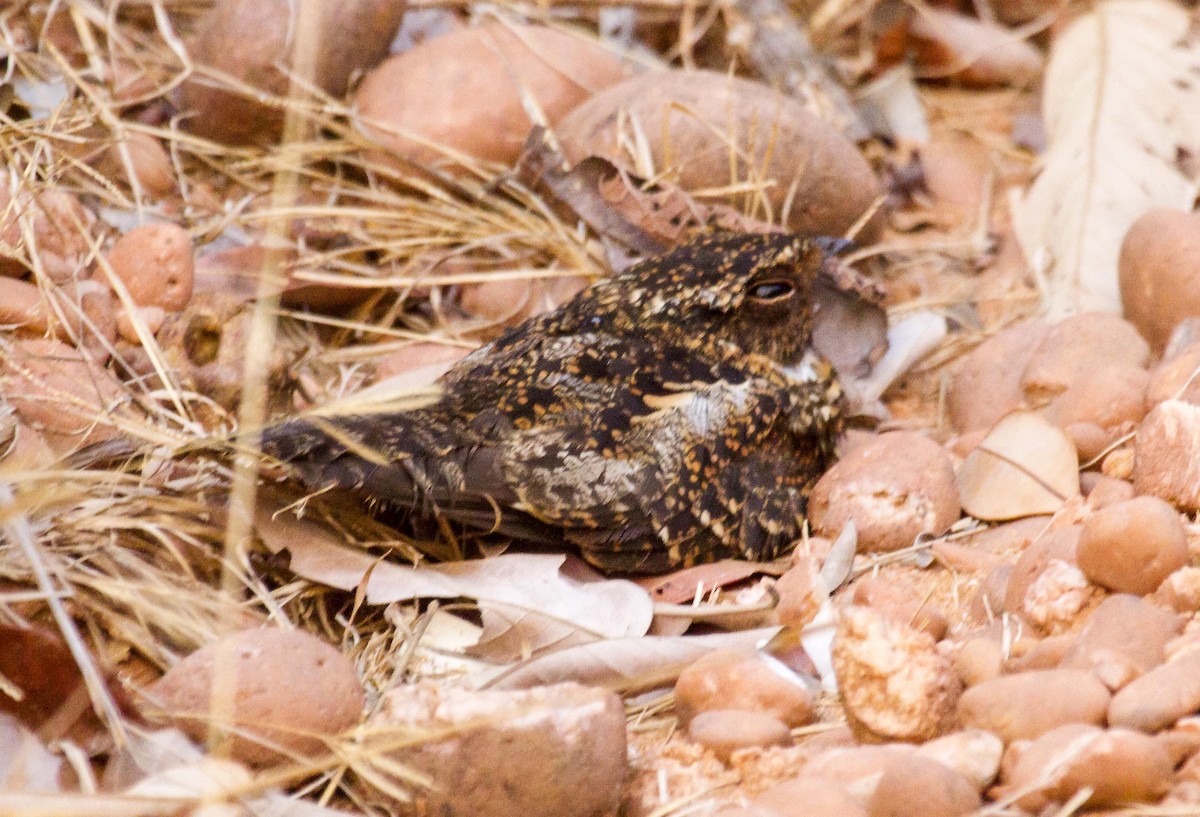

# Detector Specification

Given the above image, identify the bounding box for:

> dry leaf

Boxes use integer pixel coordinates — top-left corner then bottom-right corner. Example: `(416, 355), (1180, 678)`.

(651, 593), (777, 633)
(957, 411), (1081, 520)
(0, 713), (62, 792)
(255, 510), (653, 661)
(855, 64), (931, 144)
(1013, 0), (1200, 317)
(0, 623), (131, 745)
(484, 627), (779, 691)
(635, 560), (780, 604)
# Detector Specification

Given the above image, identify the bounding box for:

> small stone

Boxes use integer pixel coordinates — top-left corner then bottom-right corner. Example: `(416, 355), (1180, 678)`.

(957, 669), (1110, 742)
(753, 776), (867, 817)
(833, 606), (960, 742)
(0, 276), (52, 335)
(998, 724), (1172, 811)
(116, 305), (167, 345)
(953, 635), (1003, 687)
(1102, 445), (1136, 480)
(557, 70), (883, 239)
(0, 178), (96, 283)
(97, 132), (176, 197)
(1109, 647), (1200, 733)
(371, 682), (627, 817)
(1134, 400), (1200, 510)
(107, 223), (195, 311)
(867, 754), (981, 817)
(1081, 474), (1135, 508)
(1059, 594), (1180, 689)
(0, 276), (118, 356)
(149, 628), (364, 766)
(1147, 341), (1200, 406)
(1064, 421), (1115, 464)
(968, 564), (1011, 625)
(356, 23), (627, 169)
(687, 709), (792, 762)
(1021, 313), (1151, 402)
(808, 432), (959, 553)
(800, 745), (914, 804)
(848, 575), (949, 641)
(1154, 567), (1200, 613)
(1119, 208), (1200, 351)
(916, 729), (1003, 792)
(1004, 632), (1077, 674)
(1077, 496), (1188, 596)
(675, 648), (815, 728)
(1, 338), (123, 452)
(1004, 525), (1098, 634)
(1042, 364), (1149, 433)
(180, 0), (406, 145)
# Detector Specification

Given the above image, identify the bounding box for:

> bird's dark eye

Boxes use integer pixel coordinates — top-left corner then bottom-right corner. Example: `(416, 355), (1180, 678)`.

(748, 280), (794, 301)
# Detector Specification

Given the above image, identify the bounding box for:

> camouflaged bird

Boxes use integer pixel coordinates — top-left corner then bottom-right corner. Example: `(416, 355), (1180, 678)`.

(260, 232), (853, 574)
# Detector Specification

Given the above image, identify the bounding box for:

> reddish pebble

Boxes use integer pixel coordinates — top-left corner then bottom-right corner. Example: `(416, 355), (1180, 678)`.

(1119, 208), (1200, 351)
(688, 709), (792, 762)
(947, 321), (1048, 433)
(1154, 567), (1200, 613)
(867, 755), (980, 817)
(808, 432), (959, 553)
(1059, 594), (1180, 689)
(1081, 473), (1135, 508)
(917, 729), (1003, 792)
(1021, 313), (1150, 401)
(953, 635), (1003, 687)
(957, 669), (1110, 742)
(1134, 400), (1200, 510)
(675, 648), (815, 727)
(968, 564), (1011, 625)
(999, 724), (1172, 810)
(107, 223), (194, 311)
(372, 681), (627, 817)
(1005, 526), (1098, 633)
(801, 745), (914, 804)
(1147, 341), (1200, 406)
(1042, 365), (1149, 432)
(833, 606), (959, 742)
(1109, 647), (1200, 733)
(1064, 421), (1115, 464)
(849, 575), (949, 641)
(754, 776), (867, 817)
(150, 628), (364, 766)
(1077, 496), (1187, 595)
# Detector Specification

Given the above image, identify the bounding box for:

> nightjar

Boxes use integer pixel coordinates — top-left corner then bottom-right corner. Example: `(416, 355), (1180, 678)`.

(261, 232), (857, 574)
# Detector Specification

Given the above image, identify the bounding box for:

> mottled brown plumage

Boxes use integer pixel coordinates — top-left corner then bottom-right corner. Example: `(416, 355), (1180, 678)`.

(261, 232), (850, 573)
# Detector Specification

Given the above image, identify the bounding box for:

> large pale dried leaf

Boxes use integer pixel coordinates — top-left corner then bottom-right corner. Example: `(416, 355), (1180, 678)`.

(1013, 0), (1200, 317)
(957, 411), (1080, 521)
(255, 510), (653, 661)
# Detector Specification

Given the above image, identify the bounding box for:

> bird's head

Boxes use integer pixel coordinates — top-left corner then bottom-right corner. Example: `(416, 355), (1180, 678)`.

(564, 232), (848, 367)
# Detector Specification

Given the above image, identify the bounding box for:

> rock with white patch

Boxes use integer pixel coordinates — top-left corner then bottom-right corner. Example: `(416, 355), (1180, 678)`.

(808, 432), (960, 552)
